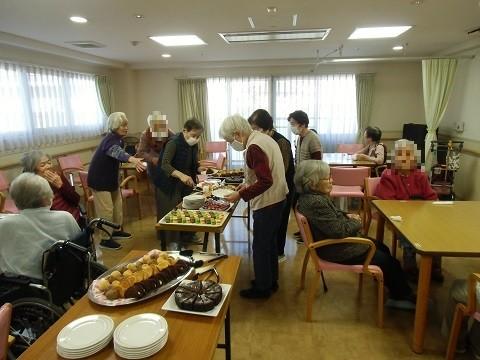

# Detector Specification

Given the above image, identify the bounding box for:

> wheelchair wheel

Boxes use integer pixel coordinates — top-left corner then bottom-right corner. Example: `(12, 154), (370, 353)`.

(9, 297), (64, 357)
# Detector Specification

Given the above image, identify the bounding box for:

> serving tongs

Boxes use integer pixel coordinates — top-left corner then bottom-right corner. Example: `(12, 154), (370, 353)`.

(179, 250), (228, 268)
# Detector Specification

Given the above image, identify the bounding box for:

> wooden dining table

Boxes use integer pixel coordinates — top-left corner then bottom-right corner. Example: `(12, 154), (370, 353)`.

(323, 152), (377, 167)
(19, 250), (241, 360)
(372, 200), (480, 354)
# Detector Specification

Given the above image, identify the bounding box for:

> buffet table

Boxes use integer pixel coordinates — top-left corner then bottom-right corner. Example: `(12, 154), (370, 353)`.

(156, 200), (247, 254)
(18, 250), (241, 360)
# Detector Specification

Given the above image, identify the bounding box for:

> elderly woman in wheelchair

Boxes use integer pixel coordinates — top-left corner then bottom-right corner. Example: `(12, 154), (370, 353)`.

(0, 173), (111, 357)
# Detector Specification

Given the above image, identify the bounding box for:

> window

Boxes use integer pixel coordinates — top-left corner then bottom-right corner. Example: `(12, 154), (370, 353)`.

(0, 60), (106, 153)
(206, 74), (358, 160)
(207, 76), (271, 166)
(274, 74), (358, 153)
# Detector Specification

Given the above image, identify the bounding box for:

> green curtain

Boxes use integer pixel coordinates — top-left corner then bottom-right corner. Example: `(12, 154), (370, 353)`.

(422, 59), (457, 170)
(178, 78), (210, 155)
(95, 75), (114, 117)
(355, 73), (375, 142)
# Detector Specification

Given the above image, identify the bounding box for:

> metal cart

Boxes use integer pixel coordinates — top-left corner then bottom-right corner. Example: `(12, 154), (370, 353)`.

(430, 140), (464, 200)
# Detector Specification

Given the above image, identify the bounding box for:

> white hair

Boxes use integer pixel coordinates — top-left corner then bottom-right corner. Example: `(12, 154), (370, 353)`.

(107, 112), (128, 132)
(393, 139), (420, 162)
(146, 110), (163, 126)
(294, 160), (331, 194)
(219, 114), (252, 142)
(10, 173), (53, 210)
(21, 150), (50, 173)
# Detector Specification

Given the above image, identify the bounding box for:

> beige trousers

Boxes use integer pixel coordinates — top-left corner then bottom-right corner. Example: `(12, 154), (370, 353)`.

(90, 188), (123, 225)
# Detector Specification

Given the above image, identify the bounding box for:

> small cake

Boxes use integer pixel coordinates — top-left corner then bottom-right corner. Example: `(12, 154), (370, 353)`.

(174, 280), (223, 312)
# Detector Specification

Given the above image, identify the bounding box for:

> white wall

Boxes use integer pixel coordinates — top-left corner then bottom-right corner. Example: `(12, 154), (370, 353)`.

(440, 48), (480, 200)
(131, 61), (424, 135)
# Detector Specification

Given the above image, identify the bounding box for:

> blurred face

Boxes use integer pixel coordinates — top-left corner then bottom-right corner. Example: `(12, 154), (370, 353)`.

(394, 147), (417, 171)
(364, 131), (373, 145)
(115, 120), (129, 137)
(35, 155), (52, 174)
(150, 119), (168, 139)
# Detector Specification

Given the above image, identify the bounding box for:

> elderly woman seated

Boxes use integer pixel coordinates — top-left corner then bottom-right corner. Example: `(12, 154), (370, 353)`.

(21, 150), (82, 225)
(0, 173), (80, 280)
(295, 160), (415, 309)
(374, 139), (443, 282)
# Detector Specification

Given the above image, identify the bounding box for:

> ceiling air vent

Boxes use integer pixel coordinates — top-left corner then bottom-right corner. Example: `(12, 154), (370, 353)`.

(66, 41), (106, 48)
(219, 28), (331, 44)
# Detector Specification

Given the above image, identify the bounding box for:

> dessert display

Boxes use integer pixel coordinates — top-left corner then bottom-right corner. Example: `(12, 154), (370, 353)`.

(215, 169), (244, 178)
(225, 176), (244, 184)
(182, 194), (206, 209)
(174, 280), (223, 312)
(91, 250), (191, 304)
(201, 199), (230, 211)
(162, 209), (226, 225)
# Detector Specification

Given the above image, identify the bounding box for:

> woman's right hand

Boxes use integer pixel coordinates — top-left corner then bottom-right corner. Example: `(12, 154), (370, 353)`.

(129, 156), (147, 173)
(180, 174), (195, 187)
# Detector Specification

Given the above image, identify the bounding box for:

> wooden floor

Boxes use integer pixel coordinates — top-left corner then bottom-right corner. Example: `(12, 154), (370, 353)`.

(101, 181), (480, 360)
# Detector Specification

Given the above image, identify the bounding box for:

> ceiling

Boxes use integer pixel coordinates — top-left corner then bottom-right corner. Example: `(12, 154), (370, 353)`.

(0, 0), (479, 67)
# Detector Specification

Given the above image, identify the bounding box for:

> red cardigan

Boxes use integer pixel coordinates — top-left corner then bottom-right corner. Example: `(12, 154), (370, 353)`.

(51, 173), (81, 222)
(375, 169), (438, 200)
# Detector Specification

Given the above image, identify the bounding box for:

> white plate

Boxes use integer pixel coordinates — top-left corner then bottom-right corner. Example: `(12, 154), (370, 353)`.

(114, 330), (167, 352)
(57, 315), (114, 351)
(161, 281), (231, 317)
(114, 336), (167, 358)
(212, 188), (234, 198)
(114, 313), (168, 349)
(58, 336), (111, 354)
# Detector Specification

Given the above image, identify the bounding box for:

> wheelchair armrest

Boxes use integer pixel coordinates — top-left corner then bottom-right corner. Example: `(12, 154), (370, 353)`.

(0, 272), (41, 286)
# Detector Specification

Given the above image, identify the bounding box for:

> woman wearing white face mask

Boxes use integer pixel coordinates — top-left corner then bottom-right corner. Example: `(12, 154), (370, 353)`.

(288, 110), (323, 165)
(154, 118), (204, 246)
(219, 114), (288, 299)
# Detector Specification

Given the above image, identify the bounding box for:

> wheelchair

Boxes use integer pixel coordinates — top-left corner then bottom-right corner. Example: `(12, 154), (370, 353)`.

(1, 218), (119, 358)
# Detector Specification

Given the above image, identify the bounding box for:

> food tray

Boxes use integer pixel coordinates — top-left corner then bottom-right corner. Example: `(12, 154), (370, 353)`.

(88, 251), (194, 307)
(158, 209), (229, 228)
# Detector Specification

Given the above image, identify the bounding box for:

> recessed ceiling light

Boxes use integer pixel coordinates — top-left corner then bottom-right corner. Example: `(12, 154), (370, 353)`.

(149, 35), (206, 46)
(393, 45), (404, 51)
(292, 14), (298, 27)
(248, 17), (255, 29)
(410, 0), (424, 5)
(161, 54), (171, 58)
(267, 6), (277, 13)
(134, 14), (144, 19)
(69, 16), (88, 24)
(348, 26), (412, 39)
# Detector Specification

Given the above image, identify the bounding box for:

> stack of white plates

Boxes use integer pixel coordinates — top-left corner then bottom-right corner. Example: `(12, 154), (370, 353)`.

(114, 313), (168, 359)
(182, 194), (205, 209)
(57, 314), (114, 359)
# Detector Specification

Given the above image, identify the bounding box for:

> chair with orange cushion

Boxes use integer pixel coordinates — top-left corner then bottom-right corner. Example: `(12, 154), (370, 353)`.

(0, 171), (18, 214)
(336, 143), (365, 154)
(446, 273), (480, 360)
(0, 303), (12, 360)
(199, 141), (228, 169)
(364, 177), (398, 257)
(295, 208), (384, 327)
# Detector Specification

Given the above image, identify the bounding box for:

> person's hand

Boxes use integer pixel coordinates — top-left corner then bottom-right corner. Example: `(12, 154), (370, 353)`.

(198, 166), (207, 174)
(151, 157), (159, 166)
(180, 174), (195, 187)
(224, 191), (241, 203)
(235, 184), (246, 191)
(347, 213), (362, 222)
(129, 156), (146, 173)
(42, 170), (63, 188)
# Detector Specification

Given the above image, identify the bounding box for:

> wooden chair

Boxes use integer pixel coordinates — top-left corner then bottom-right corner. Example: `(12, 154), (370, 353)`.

(199, 141), (228, 169)
(336, 143), (364, 154)
(446, 273), (480, 360)
(78, 171), (95, 218)
(120, 175), (142, 220)
(57, 154), (86, 186)
(0, 172), (18, 214)
(294, 209), (384, 327)
(364, 177), (398, 257)
(0, 303), (12, 360)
